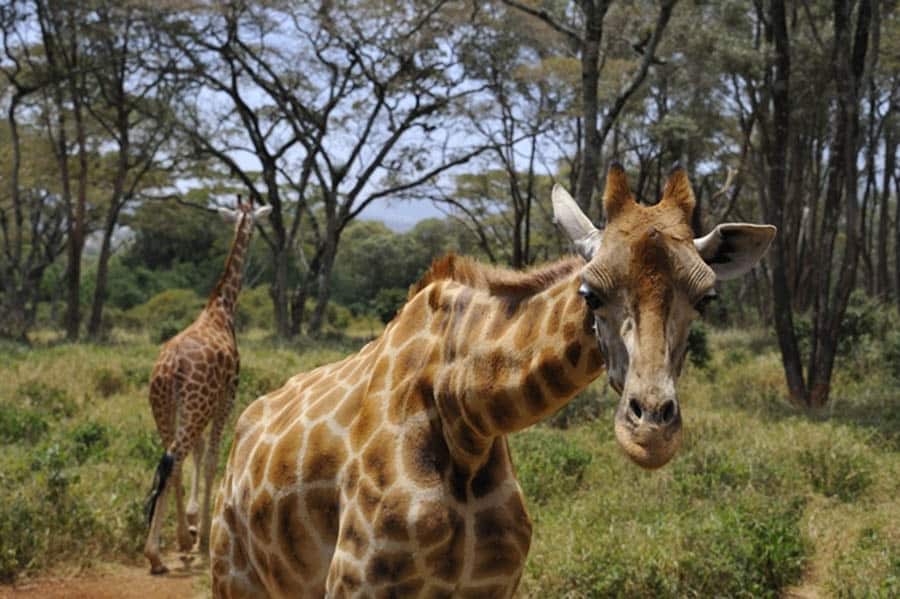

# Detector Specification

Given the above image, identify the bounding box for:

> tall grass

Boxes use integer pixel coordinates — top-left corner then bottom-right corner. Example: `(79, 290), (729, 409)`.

(0, 326), (897, 596)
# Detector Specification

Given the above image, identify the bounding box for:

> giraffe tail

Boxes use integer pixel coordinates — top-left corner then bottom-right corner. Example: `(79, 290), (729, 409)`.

(145, 452), (175, 526)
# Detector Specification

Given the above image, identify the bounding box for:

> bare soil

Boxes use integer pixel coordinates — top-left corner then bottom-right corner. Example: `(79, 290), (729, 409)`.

(0, 554), (207, 599)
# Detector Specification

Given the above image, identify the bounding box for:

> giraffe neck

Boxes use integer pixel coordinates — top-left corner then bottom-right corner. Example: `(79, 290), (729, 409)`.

(207, 215), (253, 321)
(432, 264), (606, 464)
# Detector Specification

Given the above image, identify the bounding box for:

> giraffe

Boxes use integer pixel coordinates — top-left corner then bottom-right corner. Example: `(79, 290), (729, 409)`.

(209, 164), (775, 597)
(143, 196), (271, 575)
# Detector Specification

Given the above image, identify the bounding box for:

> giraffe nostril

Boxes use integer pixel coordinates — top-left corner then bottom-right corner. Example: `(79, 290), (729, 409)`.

(660, 400), (676, 424)
(627, 398), (643, 421)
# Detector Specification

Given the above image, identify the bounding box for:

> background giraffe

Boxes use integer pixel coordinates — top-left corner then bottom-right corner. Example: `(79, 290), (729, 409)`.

(209, 166), (774, 597)
(143, 196), (270, 575)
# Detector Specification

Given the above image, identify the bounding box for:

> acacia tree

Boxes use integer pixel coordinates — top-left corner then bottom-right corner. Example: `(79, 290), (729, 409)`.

(33, 0), (93, 341)
(447, 2), (570, 268)
(82, 3), (177, 338)
(501, 0), (678, 216)
(0, 4), (67, 341)
(156, 1), (487, 337)
(726, 0), (875, 407)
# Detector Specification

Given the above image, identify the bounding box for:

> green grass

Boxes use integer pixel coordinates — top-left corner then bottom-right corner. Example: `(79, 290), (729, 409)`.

(0, 327), (898, 597)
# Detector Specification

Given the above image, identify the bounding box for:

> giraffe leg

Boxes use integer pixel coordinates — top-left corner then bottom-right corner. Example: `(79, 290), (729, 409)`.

(186, 433), (205, 538)
(172, 461), (193, 552)
(144, 452), (176, 575)
(199, 410), (226, 553)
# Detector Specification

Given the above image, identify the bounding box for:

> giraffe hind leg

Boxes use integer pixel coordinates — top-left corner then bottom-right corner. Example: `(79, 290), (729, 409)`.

(145, 452), (175, 525)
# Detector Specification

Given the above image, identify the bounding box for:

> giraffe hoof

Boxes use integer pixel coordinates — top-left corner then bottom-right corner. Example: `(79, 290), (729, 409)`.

(150, 564), (169, 576)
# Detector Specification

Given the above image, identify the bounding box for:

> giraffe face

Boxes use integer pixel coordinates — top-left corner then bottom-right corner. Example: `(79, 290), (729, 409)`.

(552, 166), (775, 469)
(218, 200), (272, 231)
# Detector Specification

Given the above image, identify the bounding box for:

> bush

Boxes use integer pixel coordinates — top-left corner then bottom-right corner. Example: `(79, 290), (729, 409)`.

(15, 381), (75, 418)
(547, 384), (610, 429)
(374, 288), (408, 324)
(687, 321), (712, 369)
(125, 288), (203, 339)
(93, 368), (126, 398)
(0, 403), (49, 444)
(510, 429), (592, 504)
(128, 428), (163, 468)
(677, 499), (807, 597)
(799, 441), (872, 502)
(0, 496), (41, 583)
(70, 421), (110, 463)
(235, 285), (275, 331)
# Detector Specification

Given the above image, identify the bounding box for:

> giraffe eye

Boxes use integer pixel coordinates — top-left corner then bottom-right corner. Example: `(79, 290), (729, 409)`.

(695, 290), (717, 315)
(578, 283), (604, 310)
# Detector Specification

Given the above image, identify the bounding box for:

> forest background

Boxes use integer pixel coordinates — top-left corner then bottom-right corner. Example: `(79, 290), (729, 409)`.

(1, 1), (899, 596)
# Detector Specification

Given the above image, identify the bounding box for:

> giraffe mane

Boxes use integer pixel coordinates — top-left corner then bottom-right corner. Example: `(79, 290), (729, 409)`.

(408, 253), (584, 301)
(206, 212), (250, 308)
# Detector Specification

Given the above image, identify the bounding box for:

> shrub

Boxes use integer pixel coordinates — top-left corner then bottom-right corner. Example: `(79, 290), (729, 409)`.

(799, 440), (872, 502)
(125, 288), (203, 339)
(547, 384), (610, 429)
(235, 285), (274, 331)
(828, 527), (900, 598)
(677, 499), (807, 597)
(687, 321), (712, 369)
(673, 448), (752, 498)
(128, 428), (163, 468)
(238, 365), (280, 404)
(0, 403), (48, 444)
(0, 496), (41, 583)
(15, 381), (75, 418)
(510, 429), (592, 504)
(93, 367), (126, 398)
(374, 288), (408, 324)
(70, 421), (110, 463)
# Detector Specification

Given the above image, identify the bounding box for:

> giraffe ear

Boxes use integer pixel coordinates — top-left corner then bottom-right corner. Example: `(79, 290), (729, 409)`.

(253, 205), (272, 220)
(694, 223), (777, 280)
(552, 184), (603, 261)
(217, 207), (240, 223)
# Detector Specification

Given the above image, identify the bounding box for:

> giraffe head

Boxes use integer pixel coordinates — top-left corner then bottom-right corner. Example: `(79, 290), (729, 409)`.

(217, 195), (272, 232)
(553, 163), (775, 469)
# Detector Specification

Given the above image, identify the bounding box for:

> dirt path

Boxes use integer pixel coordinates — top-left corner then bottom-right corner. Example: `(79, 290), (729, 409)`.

(0, 554), (208, 599)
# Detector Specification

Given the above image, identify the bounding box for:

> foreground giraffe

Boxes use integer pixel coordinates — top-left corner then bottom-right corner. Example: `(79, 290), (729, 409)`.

(144, 196), (271, 574)
(210, 165), (775, 597)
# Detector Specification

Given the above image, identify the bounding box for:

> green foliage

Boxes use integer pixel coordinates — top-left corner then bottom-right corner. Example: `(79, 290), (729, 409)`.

(93, 367), (127, 398)
(828, 527), (900, 598)
(0, 496), (40, 583)
(675, 499), (807, 598)
(799, 440), (873, 502)
(15, 381), (75, 418)
(374, 288), (407, 324)
(124, 288), (203, 341)
(235, 285), (275, 331)
(687, 321), (712, 369)
(547, 383), (610, 429)
(127, 428), (163, 468)
(510, 428), (592, 504)
(0, 403), (49, 444)
(70, 421), (110, 463)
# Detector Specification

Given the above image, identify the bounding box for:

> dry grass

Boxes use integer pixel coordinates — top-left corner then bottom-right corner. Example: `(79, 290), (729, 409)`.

(0, 326), (897, 596)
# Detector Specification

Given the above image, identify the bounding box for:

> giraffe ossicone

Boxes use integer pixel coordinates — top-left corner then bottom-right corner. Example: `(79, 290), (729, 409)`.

(143, 195), (269, 575)
(210, 165), (775, 597)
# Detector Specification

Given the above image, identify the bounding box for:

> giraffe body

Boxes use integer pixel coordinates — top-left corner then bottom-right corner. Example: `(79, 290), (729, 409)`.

(211, 268), (598, 598)
(144, 199), (270, 575)
(210, 166), (775, 596)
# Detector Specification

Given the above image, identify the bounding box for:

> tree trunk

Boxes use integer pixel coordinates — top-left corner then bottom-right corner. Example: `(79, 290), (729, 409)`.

(86, 209), (119, 339)
(574, 1), (605, 215)
(876, 125), (895, 299)
(764, 0), (807, 404)
(307, 237), (339, 336)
